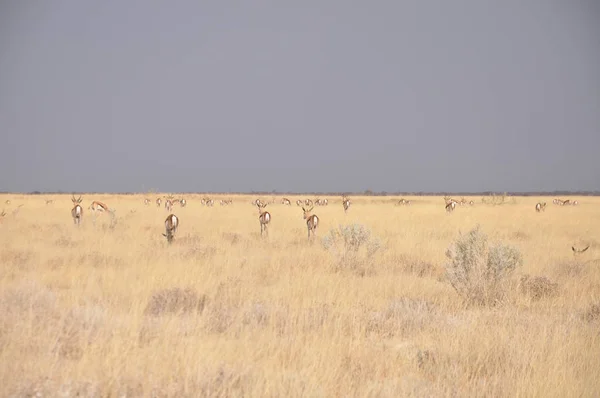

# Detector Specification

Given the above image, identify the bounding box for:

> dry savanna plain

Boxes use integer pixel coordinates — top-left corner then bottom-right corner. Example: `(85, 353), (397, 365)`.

(0, 193), (599, 397)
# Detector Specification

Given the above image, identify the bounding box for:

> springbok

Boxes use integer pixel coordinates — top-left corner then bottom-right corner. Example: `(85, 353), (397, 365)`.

(89, 200), (109, 213)
(257, 203), (271, 237)
(180, 198), (187, 207)
(342, 196), (351, 214)
(302, 207), (319, 240)
(45, 199), (54, 205)
(156, 198), (162, 208)
(535, 202), (546, 212)
(445, 201), (456, 213)
(296, 200), (303, 206)
(281, 198), (291, 206)
(162, 214), (179, 244)
(397, 198), (408, 206)
(0, 209), (5, 223)
(165, 199), (173, 212)
(144, 198), (151, 206)
(5, 200), (10, 205)
(572, 245), (590, 255)
(304, 199), (313, 207)
(71, 195), (83, 225)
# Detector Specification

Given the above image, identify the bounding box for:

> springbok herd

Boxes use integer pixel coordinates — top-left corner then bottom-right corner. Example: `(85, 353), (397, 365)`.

(0, 194), (584, 245)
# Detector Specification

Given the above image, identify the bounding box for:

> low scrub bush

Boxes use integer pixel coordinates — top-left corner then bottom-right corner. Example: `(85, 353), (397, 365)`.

(445, 225), (523, 306)
(321, 224), (382, 272)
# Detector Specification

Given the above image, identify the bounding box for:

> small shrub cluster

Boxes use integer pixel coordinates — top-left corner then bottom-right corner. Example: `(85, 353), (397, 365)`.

(481, 193), (517, 206)
(445, 225), (523, 306)
(321, 224), (382, 272)
(144, 287), (207, 316)
(518, 275), (559, 301)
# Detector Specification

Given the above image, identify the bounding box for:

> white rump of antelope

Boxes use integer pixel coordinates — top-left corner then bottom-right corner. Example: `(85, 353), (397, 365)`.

(71, 195), (83, 225)
(162, 214), (179, 244)
(281, 198), (291, 206)
(256, 203), (271, 237)
(302, 206), (319, 240)
(535, 202), (546, 212)
(445, 199), (457, 213)
(342, 196), (351, 213)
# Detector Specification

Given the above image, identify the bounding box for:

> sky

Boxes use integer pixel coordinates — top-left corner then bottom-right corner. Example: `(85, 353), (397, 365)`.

(0, 1), (599, 193)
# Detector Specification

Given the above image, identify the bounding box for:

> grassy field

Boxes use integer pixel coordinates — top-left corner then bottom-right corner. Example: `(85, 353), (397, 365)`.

(0, 194), (599, 397)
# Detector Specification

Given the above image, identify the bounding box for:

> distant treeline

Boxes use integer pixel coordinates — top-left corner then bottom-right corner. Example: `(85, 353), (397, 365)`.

(7, 190), (600, 197)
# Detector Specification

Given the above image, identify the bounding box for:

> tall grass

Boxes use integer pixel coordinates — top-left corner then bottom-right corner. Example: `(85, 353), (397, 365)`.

(0, 194), (599, 397)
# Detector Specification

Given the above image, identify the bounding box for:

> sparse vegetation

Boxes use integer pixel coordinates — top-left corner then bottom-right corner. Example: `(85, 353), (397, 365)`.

(445, 225), (523, 306)
(0, 194), (598, 396)
(321, 223), (382, 273)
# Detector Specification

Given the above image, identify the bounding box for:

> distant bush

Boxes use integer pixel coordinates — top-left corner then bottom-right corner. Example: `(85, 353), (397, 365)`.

(445, 225), (523, 306)
(518, 275), (559, 301)
(144, 287), (207, 316)
(321, 224), (382, 272)
(481, 193), (517, 206)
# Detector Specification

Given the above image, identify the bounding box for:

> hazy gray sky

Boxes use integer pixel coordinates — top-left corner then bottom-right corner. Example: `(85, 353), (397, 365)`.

(1, 1), (599, 193)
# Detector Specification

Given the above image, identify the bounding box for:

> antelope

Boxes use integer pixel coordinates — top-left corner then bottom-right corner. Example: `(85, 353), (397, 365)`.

(220, 199), (228, 206)
(444, 197), (457, 206)
(304, 199), (313, 207)
(5, 200), (10, 205)
(342, 196), (351, 214)
(296, 200), (303, 206)
(322, 198), (328, 206)
(572, 245), (590, 255)
(156, 198), (162, 208)
(573, 200), (578, 206)
(162, 214), (179, 244)
(165, 199), (173, 212)
(180, 198), (187, 207)
(469, 200), (474, 206)
(257, 203), (271, 237)
(281, 198), (291, 206)
(207, 199), (214, 207)
(144, 198), (151, 206)
(561, 199), (571, 206)
(71, 195), (83, 225)
(397, 198), (408, 206)
(445, 201), (456, 213)
(302, 207), (319, 240)
(535, 202), (546, 212)
(45, 199), (54, 205)
(0, 209), (5, 223)
(89, 200), (109, 213)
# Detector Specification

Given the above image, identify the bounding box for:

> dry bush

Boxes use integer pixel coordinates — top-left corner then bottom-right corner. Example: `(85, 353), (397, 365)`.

(321, 223), (383, 274)
(581, 302), (600, 323)
(144, 287), (207, 316)
(391, 254), (437, 277)
(365, 297), (441, 338)
(445, 225), (523, 306)
(518, 274), (559, 301)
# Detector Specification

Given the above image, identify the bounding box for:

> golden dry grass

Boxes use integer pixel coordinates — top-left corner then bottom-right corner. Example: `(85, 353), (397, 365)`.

(1, 194), (599, 397)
